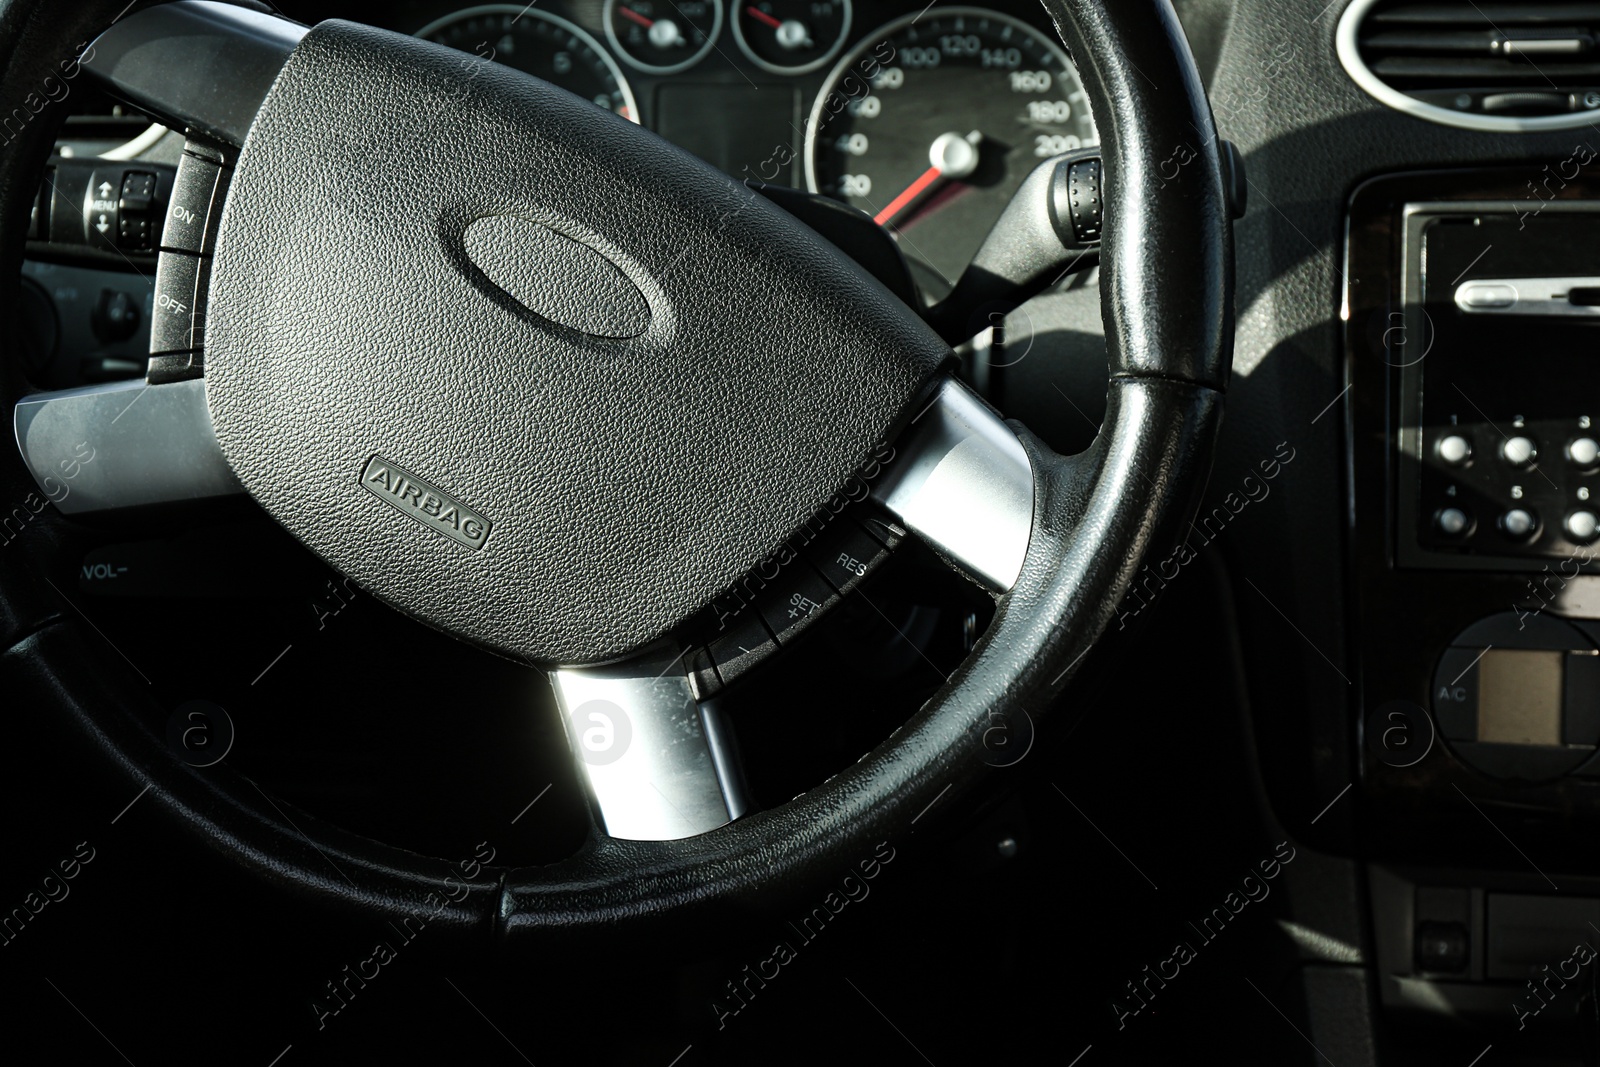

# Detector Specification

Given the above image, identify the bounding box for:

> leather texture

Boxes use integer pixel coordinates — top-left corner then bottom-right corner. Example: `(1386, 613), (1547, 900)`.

(0, 0), (1229, 942)
(1045, 0), (1234, 389)
(204, 19), (949, 667)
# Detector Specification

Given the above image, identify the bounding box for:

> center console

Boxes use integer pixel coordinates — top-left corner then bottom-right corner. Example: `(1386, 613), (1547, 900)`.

(1347, 165), (1600, 1044)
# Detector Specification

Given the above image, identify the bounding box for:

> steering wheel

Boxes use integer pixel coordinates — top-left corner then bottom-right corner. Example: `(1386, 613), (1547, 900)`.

(0, 0), (1230, 945)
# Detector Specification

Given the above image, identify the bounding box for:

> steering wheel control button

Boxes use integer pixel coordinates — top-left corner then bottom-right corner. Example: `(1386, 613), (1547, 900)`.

(118, 216), (151, 252)
(1500, 507), (1538, 540)
(1367, 699), (1436, 768)
(149, 252), (206, 356)
(1567, 509), (1600, 543)
(120, 171), (156, 211)
(709, 611), (776, 689)
(118, 171), (159, 251)
(83, 168), (122, 252)
(1569, 436), (1600, 470)
(1501, 435), (1537, 468)
(804, 516), (890, 596)
(1435, 507), (1471, 537)
(1436, 433), (1472, 466)
(755, 560), (840, 646)
(163, 154), (224, 254)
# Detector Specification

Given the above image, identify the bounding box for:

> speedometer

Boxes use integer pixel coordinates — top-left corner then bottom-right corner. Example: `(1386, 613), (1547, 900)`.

(418, 5), (638, 122)
(805, 8), (1097, 291)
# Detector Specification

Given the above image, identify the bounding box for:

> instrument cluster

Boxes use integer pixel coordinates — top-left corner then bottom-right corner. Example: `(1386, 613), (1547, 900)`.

(398, 0), (1097, 290)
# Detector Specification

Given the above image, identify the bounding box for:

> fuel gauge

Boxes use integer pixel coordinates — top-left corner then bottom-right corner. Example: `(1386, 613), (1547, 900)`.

(734, 0), (850, 75)
(605, 0), (724, 75)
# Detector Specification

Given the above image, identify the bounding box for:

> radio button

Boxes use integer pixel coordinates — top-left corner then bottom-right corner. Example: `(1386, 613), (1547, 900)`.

(1437, 434), (1472, 466)
(1501, 508), (1538, 539)
(1436, 507), (1470, 536)
(1502, 435), (1537, 467)
(1569, 436), (1599, 469)
(1566, 509), (1599, 543)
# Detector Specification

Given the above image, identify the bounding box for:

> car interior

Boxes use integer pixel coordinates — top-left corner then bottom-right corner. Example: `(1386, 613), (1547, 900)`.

(3, 0), (1600, 1062)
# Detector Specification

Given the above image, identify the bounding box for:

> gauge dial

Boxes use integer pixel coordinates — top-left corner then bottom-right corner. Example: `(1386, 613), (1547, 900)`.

(418, 5), (638, 121)
(605, 0), (724, 75)
(733, 0), (851, 75)
(806, 8), (1098, 291)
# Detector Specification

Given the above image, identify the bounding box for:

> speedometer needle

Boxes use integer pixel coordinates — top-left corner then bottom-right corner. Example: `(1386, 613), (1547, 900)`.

(618, 6), (654, 26)
(874, 165), (942, 226)
(873, 131), (982, 227)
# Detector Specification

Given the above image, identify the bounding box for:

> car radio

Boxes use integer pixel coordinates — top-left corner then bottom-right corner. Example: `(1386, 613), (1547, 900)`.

(1395, 202), (1600, 570)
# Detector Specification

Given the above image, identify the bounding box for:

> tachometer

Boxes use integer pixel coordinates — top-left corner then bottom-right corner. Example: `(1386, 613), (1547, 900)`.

(805, 8), (1097, 290)
(418, 5), (638, 122)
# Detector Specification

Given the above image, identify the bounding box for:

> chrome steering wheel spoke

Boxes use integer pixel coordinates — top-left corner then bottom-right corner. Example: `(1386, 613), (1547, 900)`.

(14, 378), (241, 512)
(871, 377), (1035, 594)
(550, 644), (747, 841)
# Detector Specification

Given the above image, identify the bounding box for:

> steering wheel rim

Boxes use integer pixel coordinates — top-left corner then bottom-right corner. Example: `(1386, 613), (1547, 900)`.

(0, 0), (1230, 946)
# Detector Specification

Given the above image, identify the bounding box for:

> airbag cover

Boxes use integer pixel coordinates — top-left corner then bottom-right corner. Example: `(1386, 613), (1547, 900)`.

(203, 21), (946, 665)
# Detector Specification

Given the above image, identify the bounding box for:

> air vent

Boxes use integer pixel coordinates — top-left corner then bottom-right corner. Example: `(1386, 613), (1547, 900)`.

(1338, 0), (1600, 130)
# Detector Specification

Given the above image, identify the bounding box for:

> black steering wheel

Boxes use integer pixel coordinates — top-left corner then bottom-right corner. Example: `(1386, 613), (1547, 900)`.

(0, 0), (1230, 947)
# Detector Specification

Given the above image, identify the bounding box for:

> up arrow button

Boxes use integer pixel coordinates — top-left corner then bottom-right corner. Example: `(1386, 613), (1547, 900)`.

(82, 168), (121, 252)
